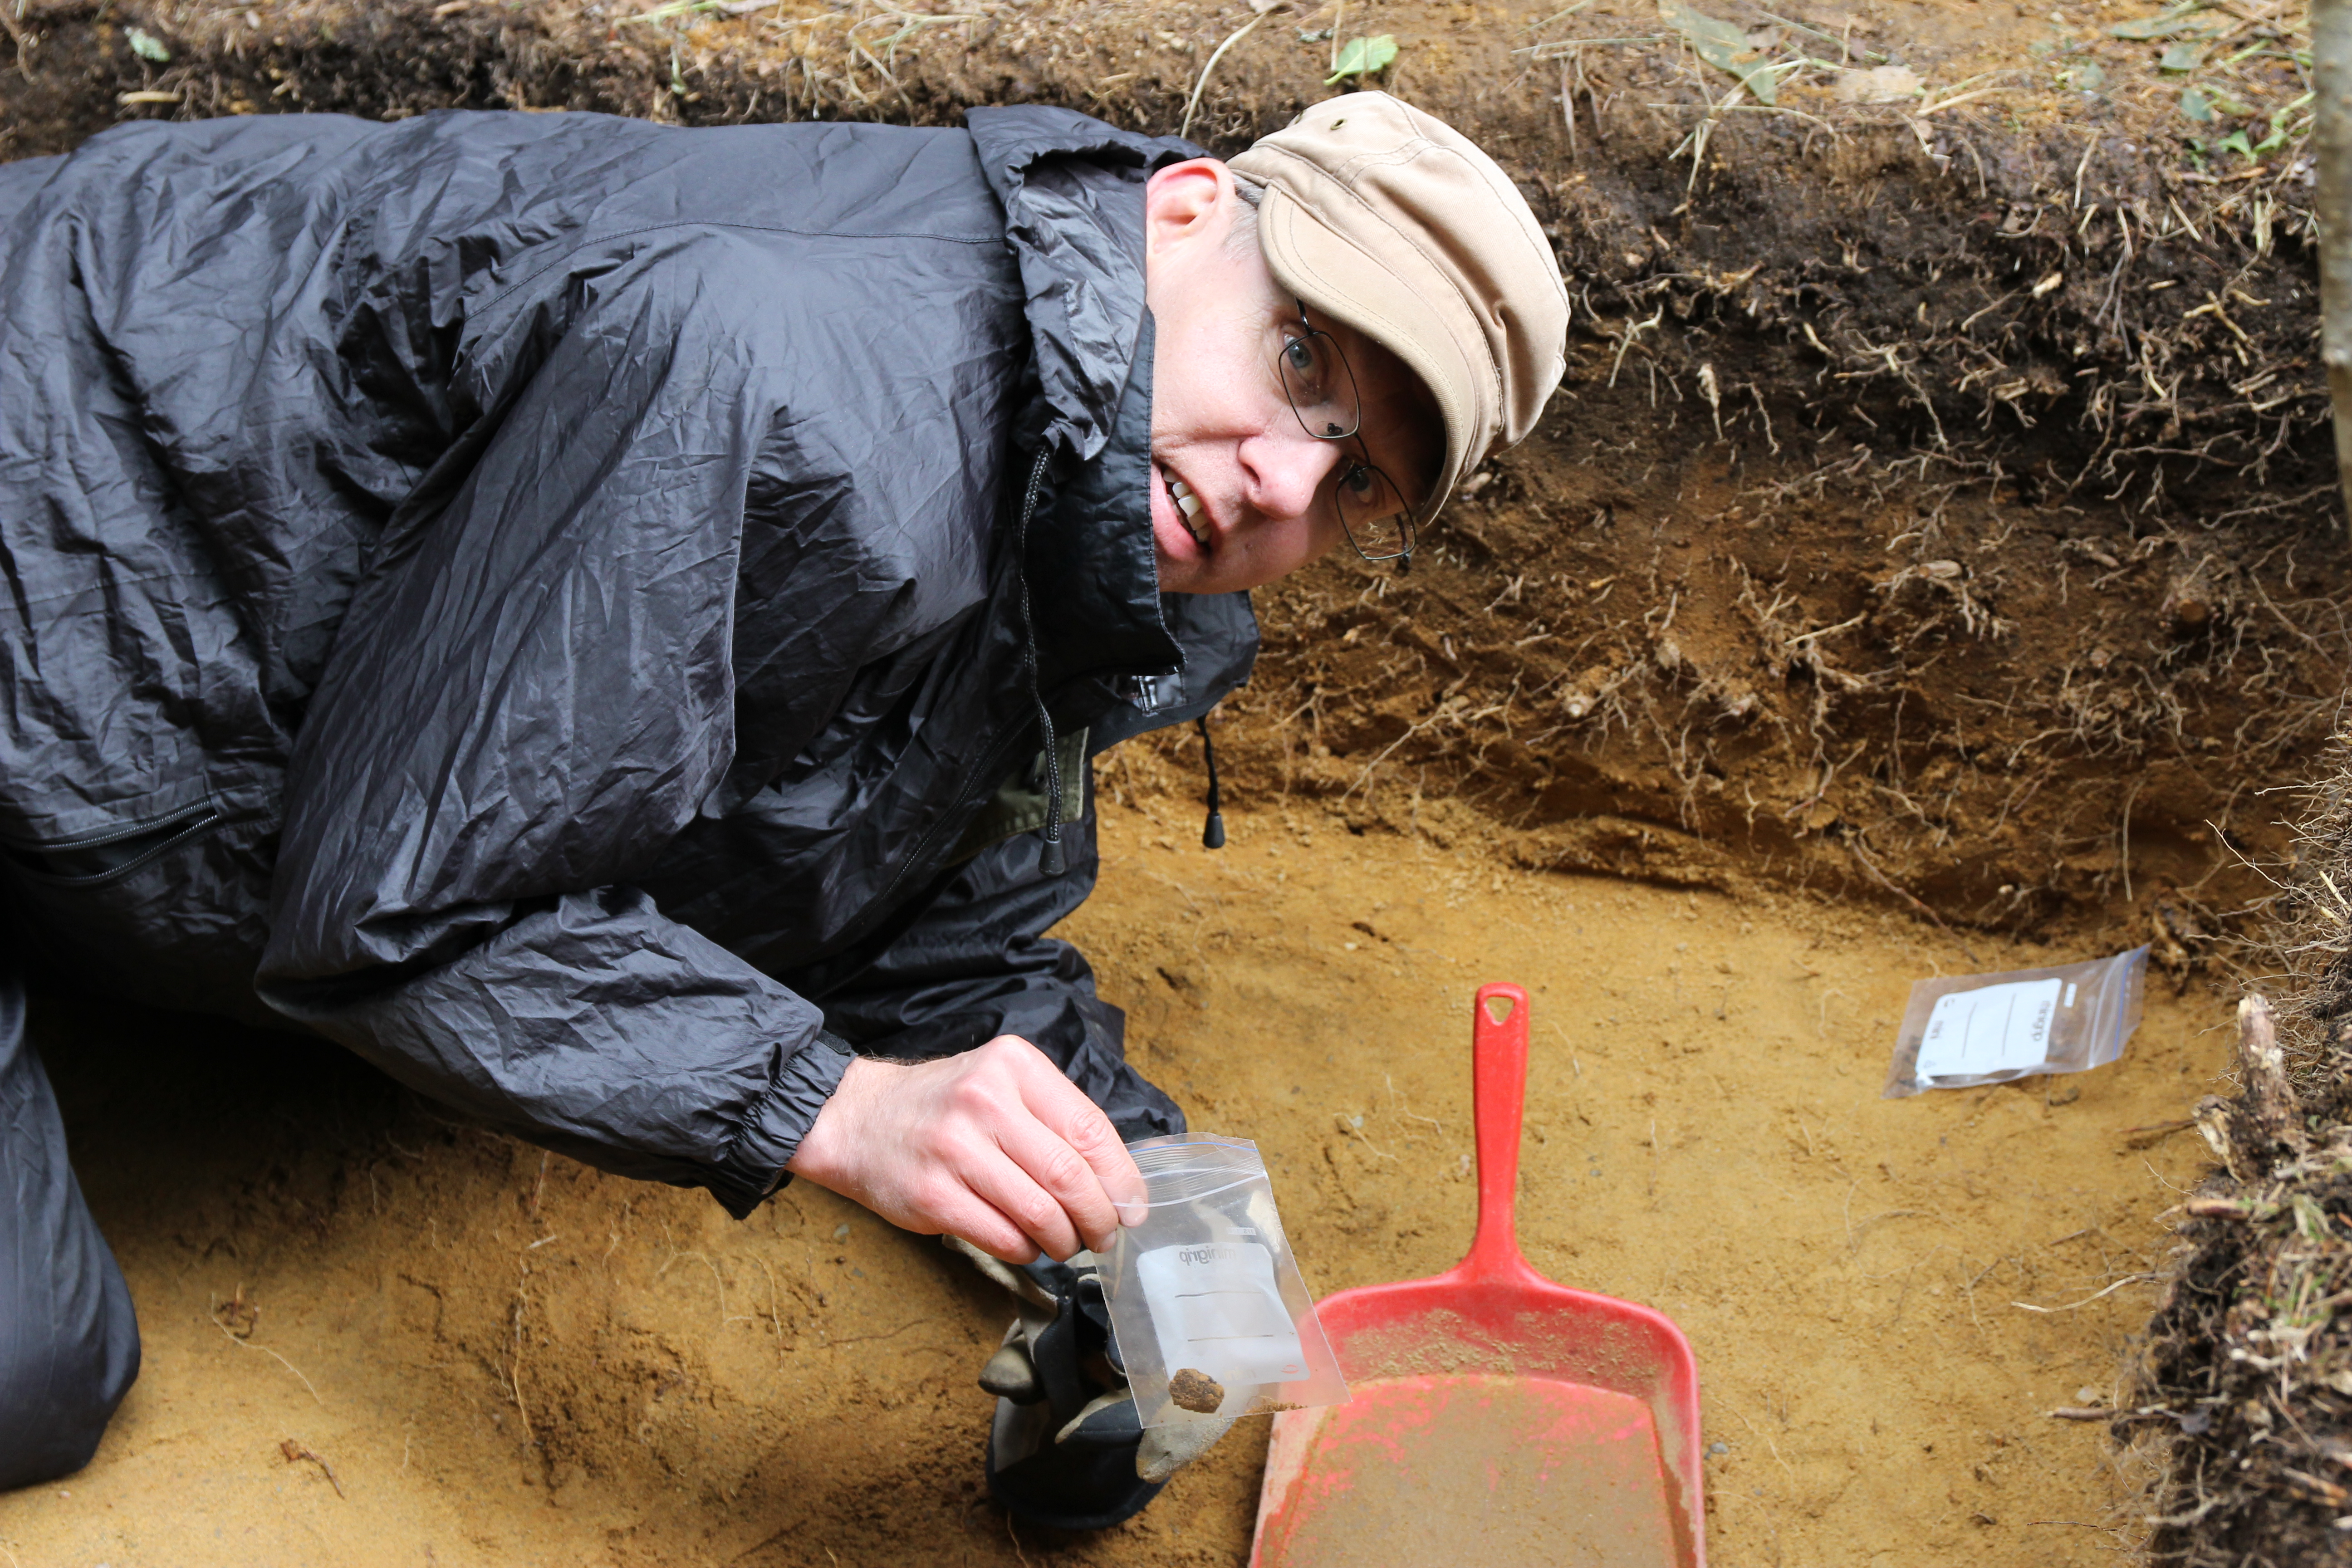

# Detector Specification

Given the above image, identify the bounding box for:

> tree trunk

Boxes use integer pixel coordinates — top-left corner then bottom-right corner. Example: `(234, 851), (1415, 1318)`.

(2316, 0), (2352, 543)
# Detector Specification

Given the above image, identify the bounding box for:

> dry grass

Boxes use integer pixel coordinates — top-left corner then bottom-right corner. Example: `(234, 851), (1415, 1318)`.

(2117, 739), (2352, 1565)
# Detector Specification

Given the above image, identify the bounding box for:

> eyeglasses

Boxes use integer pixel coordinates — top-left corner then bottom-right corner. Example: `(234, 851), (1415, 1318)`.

(1270, 302), (1417, 564)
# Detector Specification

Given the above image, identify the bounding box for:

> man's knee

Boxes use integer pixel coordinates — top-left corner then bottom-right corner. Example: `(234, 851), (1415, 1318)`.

(0, 1247), (141, 1491)
(0, 968), (142, 1491)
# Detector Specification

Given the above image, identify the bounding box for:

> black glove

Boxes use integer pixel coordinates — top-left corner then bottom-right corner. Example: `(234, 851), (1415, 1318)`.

(950, 1239), (1238, 1529)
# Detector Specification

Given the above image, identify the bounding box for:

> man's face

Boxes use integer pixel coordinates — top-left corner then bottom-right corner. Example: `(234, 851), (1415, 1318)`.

(1142, 161), (1439, 597)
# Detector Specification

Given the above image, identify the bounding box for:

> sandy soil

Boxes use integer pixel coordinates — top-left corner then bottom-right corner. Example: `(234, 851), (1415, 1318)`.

(0, 791), (2225, 1567)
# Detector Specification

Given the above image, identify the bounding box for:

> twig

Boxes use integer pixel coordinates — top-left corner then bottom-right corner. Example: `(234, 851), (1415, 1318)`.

(1517, 0), (1594, 34)
(2011, 1273), (2162, 1313)
(1516, 32), (1670, 56)
(279, 1438), (346, 1499)
(1844, 839), (1979, 964)
(1181, 8), (1276, 140)
(0, 4), (32, 83)
(822, 1316), (940, 1348)
(210, 1316), (325, 1406)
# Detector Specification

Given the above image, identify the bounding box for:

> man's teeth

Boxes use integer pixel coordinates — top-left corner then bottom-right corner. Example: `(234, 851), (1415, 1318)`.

(1168, 476), (1203, 520)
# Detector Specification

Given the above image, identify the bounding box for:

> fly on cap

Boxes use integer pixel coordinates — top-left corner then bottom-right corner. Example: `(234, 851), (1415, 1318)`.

(1229, 92), (1570, 521)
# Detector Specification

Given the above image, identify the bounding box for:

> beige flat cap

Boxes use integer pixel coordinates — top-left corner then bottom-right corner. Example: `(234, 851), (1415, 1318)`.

(1230, 93), (1569, 521)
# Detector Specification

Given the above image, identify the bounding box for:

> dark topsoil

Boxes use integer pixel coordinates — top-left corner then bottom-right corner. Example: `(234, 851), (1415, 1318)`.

(8, 0), (2346, 971)
(2131, 755), (2352, 1568)
(6, 0), (2343, 965)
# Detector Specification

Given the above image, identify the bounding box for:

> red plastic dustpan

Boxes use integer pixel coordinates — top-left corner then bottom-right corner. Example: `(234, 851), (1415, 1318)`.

(1249, 982), (1706, 1568)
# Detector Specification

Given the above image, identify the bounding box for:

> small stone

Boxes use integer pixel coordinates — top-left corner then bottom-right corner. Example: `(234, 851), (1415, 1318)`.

(1168, 1367), (1225, 1415)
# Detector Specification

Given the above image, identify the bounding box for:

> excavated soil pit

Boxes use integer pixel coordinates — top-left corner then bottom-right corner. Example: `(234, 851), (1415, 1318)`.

(0, 795), (2230, 1566)
(2, 0), (2346, 1557)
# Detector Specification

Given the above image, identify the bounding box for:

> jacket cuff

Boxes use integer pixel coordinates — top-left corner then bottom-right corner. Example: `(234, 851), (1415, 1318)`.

(711, 1030), (857, 1219)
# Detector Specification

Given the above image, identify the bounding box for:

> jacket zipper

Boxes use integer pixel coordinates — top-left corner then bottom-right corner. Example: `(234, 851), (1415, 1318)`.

(1, 801), (225, 887)
(0, 797), (220, 855)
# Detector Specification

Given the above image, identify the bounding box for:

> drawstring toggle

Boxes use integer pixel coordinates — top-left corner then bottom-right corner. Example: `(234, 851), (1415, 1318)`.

(1197, 715), (1225, 850)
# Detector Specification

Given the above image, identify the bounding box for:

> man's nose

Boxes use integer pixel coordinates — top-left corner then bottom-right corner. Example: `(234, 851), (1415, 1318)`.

(1241, 428), (1340, 523)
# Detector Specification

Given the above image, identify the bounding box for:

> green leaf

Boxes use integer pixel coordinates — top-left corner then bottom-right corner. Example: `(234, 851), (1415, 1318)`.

(126, 26), (171, 64)
(2107, 3), (2212, 39)
(2220, 127), (2253, 157)
(2178, 84), (2213, 121)
(2157, 40), (2205, 71)
(2272, 89), (2316, 127)
(1325, 34), (1398, 82)
(1658, 0), (1780, 104)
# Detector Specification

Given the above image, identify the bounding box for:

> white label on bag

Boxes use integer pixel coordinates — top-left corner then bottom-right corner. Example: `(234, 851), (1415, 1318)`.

(1135, 1241), (1307, 1388)
(1916, 978), (2064, 1078)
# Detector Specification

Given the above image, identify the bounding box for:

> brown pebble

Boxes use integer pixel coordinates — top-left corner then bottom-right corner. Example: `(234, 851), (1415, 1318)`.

(1168, 1367), (1225, 1414)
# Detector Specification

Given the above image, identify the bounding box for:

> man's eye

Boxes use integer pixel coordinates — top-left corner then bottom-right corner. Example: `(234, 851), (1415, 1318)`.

(1340, 463), (1380, 502)
(1283, 337), (1318, 377)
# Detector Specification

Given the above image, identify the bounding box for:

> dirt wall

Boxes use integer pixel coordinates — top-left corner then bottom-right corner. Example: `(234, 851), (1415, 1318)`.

(3, 5), (2345, 1558)
(4, 0), (2344, 963)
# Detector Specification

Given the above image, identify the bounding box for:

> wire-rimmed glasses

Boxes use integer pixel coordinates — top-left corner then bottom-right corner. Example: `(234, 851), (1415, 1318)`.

(1270, 302), (1418, 563)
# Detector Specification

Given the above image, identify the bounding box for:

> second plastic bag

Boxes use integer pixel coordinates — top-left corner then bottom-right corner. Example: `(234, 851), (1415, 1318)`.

(1102, 1134), (1349, 1430)
(1882, 946), (2148, 1097)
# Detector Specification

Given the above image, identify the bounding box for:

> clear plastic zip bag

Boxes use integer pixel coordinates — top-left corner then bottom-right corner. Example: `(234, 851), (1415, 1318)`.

(1101, 1134), (1350, 1430)
(1882, 945), (2149, 1098)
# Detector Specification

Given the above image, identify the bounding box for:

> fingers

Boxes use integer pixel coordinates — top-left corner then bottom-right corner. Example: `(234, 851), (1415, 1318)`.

(988, 1114), (1114, 1256)
(786, 1034), (1149, 1264)
(932, 1196), (1043, 1266)
(1045, 1083), (1150, 1229)
(990, 1038), (1146, 1252)
(958, 1137), (1089, 1260)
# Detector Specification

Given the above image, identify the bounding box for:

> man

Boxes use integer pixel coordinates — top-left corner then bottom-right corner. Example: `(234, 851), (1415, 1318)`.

(0, 90), (1567, 1519)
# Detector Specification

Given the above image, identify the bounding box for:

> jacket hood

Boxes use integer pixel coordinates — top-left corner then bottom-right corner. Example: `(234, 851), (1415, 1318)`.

(964, 107), (1205, 466)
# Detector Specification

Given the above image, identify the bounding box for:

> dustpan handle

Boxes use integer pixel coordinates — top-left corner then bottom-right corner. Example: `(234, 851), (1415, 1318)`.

(1463, 981), (1534, 1286)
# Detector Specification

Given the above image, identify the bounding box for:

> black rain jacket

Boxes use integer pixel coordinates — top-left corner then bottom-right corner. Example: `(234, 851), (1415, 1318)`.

(0, 106), (1257, 1217)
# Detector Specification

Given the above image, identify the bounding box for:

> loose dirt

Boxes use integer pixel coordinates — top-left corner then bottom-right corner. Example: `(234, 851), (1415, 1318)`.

(1255, 1374), (1683, 1567)
(0, 793), (2230, 1566)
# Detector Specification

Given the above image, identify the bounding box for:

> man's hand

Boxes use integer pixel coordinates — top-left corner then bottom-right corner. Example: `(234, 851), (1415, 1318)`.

(784, 1036), (1146, 1262)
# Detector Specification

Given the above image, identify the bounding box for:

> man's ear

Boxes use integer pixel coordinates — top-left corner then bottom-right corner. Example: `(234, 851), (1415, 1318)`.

(1143, 159), (1235, 260)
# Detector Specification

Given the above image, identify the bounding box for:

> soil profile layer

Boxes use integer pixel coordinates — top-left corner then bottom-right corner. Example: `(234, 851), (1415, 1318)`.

(2, 0), (2346, 948)
(0, 796), (2228, 1566)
